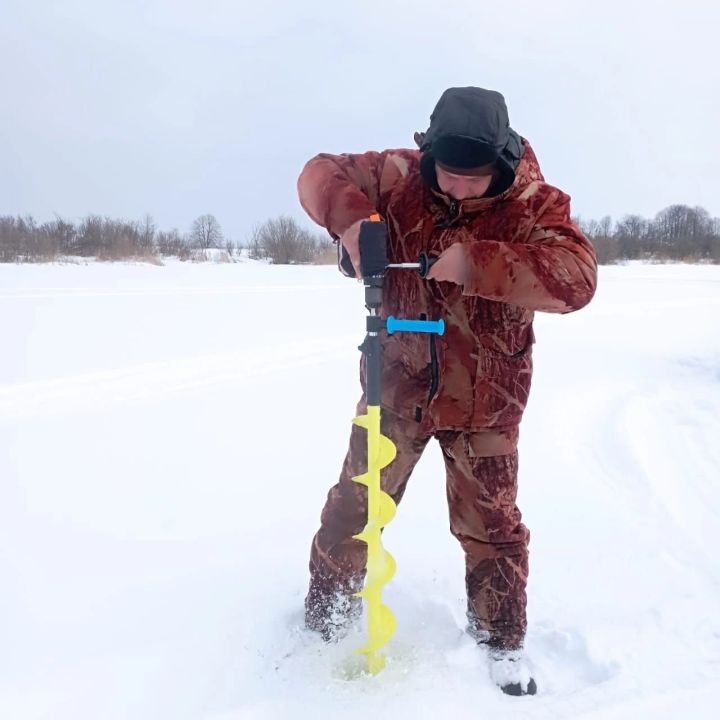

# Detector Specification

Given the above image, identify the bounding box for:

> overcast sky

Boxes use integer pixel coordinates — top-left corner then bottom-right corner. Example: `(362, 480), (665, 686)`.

(1, 0), (718, 243)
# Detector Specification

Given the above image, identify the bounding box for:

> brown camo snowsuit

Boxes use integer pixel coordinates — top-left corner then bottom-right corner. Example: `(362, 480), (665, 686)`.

(297, 133), (597, 649)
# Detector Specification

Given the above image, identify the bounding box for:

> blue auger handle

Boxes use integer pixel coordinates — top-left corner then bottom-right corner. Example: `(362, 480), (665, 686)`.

(386, 316), (445, 336)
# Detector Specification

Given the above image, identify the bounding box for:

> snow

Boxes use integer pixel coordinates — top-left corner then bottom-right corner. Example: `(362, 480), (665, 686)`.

(1, 260), (719, 719)
(189, 249), (234, 263)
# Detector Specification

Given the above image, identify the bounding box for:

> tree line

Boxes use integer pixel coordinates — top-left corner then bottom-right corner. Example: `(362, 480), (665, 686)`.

(0, 213), (227, 263)
(1, 204), (719, 265)
(0, 213), (332, 264)
(576, 204), (720, 264)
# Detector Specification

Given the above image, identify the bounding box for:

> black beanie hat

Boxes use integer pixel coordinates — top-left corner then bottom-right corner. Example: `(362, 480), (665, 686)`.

(417, 86), (525, 191)
(432, 134), (497, 169)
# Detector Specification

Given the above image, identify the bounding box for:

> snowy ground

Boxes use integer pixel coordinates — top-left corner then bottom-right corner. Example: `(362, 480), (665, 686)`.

(1, 259), (719, 720)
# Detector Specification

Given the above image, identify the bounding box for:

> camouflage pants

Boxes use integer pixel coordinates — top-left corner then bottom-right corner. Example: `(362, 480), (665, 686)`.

(306, 402), (530, 650)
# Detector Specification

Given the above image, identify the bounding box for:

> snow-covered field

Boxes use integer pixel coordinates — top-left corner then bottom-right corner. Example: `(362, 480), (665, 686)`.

(1, 260), (719, 720)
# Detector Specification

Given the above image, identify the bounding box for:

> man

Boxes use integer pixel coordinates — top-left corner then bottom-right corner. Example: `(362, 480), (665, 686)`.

(296, 86), (597, 695)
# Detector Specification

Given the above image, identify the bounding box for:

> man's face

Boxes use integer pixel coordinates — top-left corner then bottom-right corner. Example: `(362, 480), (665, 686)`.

(435, 161), (495, 200)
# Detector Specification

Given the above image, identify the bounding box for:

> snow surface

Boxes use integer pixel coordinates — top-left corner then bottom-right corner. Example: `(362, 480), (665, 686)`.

(1, 260), (719, 719)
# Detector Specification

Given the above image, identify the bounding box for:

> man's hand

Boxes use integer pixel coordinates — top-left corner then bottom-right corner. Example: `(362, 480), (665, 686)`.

(425, 242), (469, 285)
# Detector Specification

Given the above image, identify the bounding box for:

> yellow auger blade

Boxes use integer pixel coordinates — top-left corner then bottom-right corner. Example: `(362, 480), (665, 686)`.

(351, 404), (398, 675)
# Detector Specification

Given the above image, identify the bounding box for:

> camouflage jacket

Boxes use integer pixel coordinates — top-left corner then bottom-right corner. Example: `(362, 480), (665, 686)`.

(297, 141), (597, 431)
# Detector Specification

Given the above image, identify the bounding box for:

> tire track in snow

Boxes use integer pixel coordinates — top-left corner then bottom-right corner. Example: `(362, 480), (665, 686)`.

(0, 335), (358, 423)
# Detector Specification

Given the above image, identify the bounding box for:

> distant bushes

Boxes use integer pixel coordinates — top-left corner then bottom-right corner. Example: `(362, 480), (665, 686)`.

(1, 214), (178, 263)
(578, 205), (720, 264)
(248, 215), (333, 264)
(2, 204), (719, 265)
(0, 213), (234, 263)
(0, 212), (333, 264)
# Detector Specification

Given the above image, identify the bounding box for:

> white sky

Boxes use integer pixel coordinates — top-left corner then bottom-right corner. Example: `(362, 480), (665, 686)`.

(1, 0), (719, 243)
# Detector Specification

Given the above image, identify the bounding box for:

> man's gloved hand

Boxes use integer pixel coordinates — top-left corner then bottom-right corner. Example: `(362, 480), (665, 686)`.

(338, 218), (364, 277)
(425, 242), (469, 285)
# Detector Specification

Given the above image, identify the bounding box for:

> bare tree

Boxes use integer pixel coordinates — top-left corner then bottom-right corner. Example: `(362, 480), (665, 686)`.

(579, 214), (621, 264)
(44, 215), (76, 255)
(140, 214), (156, 250)
(249, 216), (322, 264)
(156, 228), (190, 259)
(615, 214), (647, 260)
(248, 231), (264, 260)
(76, 215), (104, 256)
(0, 215), (36, 261)
(189, 214), (224, 249)
(224, 238), (237, 257)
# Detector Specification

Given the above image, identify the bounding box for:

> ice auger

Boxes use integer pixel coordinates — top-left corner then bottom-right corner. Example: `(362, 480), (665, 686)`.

(351, 215), (444, 675)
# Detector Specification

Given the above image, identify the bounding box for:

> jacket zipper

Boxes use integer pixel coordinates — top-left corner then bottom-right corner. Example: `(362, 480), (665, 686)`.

(437, 199), (461, 228)
(422, 199), (455, 407)
(421, 313), (440, 406)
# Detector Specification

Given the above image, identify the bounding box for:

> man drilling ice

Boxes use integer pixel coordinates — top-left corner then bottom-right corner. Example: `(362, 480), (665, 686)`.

(297, 86), (598, 695)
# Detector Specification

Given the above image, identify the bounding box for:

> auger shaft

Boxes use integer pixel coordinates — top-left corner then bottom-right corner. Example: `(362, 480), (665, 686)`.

(350, 216), (444, 675)
(352, 261), (399, 674)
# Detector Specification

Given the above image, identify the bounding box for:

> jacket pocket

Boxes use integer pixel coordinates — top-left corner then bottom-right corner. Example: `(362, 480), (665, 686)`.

(470, 344), (533, 428)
